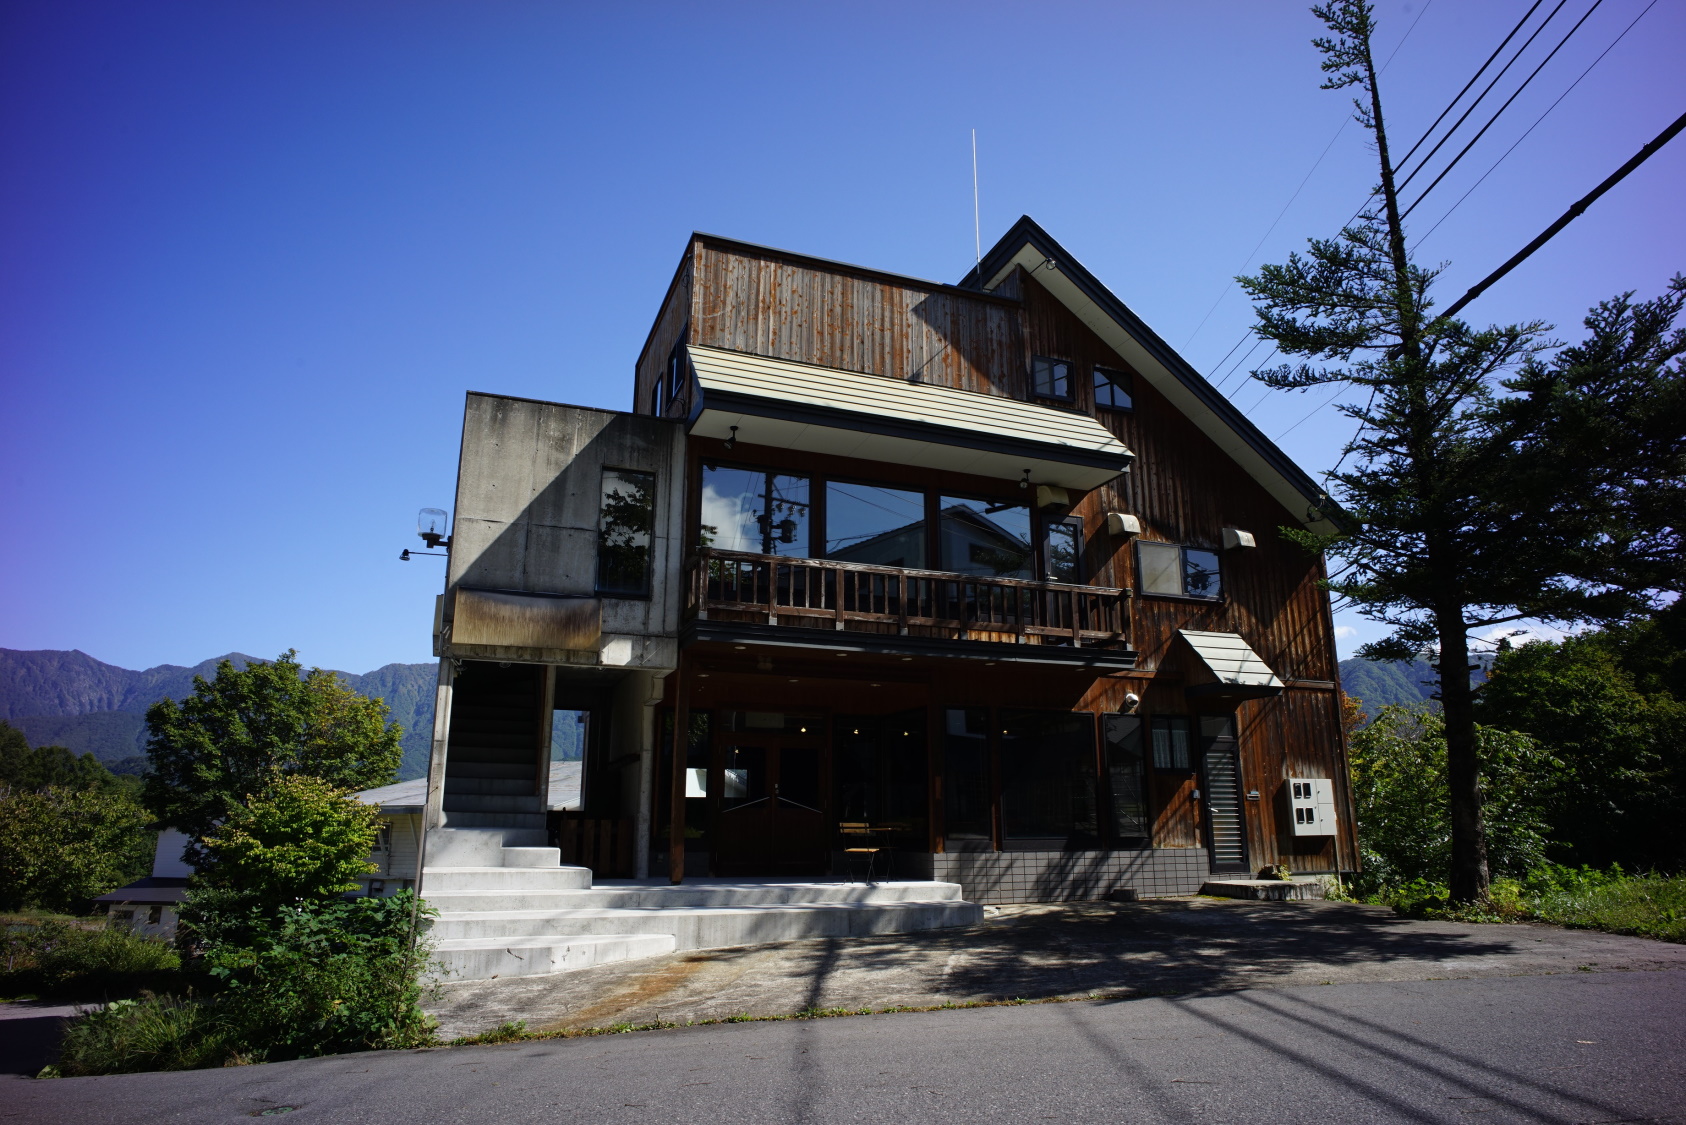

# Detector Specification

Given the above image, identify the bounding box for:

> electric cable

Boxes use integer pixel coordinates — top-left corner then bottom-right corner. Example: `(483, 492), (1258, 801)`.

(1395, 0), (1571, 193)
(1411, 0), (1658, 249)
(1402, 0), (1608, 218)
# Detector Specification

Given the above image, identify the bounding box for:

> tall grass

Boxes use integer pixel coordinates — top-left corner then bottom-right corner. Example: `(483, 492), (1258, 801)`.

(1354, 865), (1686, 942)
(1, 920), (181, 1001)
(51, 994), (233, 1076)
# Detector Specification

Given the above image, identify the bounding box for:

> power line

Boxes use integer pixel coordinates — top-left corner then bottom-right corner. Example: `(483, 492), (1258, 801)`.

(1438, 107), (1686, 322)
(1390, 0), (1546, 175)
(1402, 0), (1609, 218)
(1274, 383), (1350, 441)
(1395, 0), (1571, 192)
(1411, 0), (1658, 249)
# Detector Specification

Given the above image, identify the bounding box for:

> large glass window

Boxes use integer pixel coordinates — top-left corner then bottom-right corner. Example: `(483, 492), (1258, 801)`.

(1045, 518), (1083, 584)
(833, 710), (928, 846)
(1103, 714), (1149, 840)
(1000, 710), (1098, 844)
(597, 468), (656, 595)
(938, 496), (1032, 579)
(942, 708), (992, 843)
(698, 465), (810, 556)
(825, 482), (927, 567)
(1136, 541), (1222, 599)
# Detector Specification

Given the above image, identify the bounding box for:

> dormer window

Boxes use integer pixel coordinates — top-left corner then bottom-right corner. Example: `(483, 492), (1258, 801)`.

(1031, 355), (1072, 401)
(1094, 366), (1133, 411)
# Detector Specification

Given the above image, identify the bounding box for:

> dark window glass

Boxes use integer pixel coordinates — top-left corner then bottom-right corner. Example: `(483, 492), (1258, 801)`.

(597, 468), (656, 595)
(1032, 356), (1073, 399)
(833, 710), (928, 846)
(650, 379), (664, 417)
(1183, 549), (1222, 599)
(939, 496), (1032, 578)
(1094, 366), (1133, 410)
(699, 465), (810, 556)
(667, 337), (688, 399)
(1000, 710), (1098, 843)
(1151, 716), (1193, 771)
(1104, 713), (1149, 839)
(1136, 541), (1221, 599)
(1045, 518), (1083, 583)
(943, 708), (992, 842)
(825, 482), (926, 567)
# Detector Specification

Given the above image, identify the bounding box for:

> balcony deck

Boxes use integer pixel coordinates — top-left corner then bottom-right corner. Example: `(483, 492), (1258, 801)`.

(687, 548), (1131, 661)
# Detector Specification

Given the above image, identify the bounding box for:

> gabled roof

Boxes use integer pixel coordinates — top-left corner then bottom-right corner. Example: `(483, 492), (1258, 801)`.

(961, 216), (1337, 534)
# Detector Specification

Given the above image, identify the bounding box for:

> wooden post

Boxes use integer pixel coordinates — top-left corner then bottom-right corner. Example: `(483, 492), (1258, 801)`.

(668, 655), (690, 884)
(834, 563), (846, 630)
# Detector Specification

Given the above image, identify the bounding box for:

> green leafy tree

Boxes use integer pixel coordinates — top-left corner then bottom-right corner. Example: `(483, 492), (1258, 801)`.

(1348, 706), (1553, 890)
(1239, 1), (1685, 902)
(196, 774), (380, 910)
(0, 785), (154, 912)
(1477, 631), (1685, 870)
(144, 651), (402, 868)
(0, 718), (124, 792)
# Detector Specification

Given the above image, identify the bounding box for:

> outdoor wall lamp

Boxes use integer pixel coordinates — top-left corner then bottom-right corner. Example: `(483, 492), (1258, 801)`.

(418, 507), (452, 550)
(724, 425), (738, 450)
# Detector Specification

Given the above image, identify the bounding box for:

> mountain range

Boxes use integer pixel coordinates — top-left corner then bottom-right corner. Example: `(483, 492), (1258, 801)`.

(0, 649), (437, 780)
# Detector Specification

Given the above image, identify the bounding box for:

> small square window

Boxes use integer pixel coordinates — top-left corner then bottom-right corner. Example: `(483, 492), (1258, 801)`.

(1031, 356), (1073, 400)
(1136, 541), (1222, 600)
(1150, 716), (1193, 770)
(1094, 366), (1133, 410)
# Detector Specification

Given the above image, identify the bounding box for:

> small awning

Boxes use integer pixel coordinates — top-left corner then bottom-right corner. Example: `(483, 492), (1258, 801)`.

(686, 345), (1134, 491)
(1178, 629), (1285, 702)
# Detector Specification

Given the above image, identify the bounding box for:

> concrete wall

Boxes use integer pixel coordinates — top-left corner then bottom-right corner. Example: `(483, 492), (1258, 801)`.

(439, 395), (686, 670)
(917, 848), (1211, 905)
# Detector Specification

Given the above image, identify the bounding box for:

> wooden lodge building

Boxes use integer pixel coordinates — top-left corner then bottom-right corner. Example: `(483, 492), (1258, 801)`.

(421, 217), (1356, 909)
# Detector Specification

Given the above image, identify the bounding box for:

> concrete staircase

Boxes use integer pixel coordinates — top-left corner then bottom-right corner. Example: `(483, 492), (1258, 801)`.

(421, 829), (982, 982)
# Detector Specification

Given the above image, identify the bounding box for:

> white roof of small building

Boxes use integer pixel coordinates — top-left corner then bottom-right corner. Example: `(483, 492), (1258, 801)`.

(1178, 629), (1285, 688)
(356, 761), (583, 813)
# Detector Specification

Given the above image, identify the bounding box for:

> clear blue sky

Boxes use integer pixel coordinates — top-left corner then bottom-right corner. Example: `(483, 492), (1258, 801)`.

(2, 1), (1681, 674)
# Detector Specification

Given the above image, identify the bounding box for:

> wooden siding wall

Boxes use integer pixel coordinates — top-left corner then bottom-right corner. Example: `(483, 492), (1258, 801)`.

(633, 250), (695, 417)
(653, 236), (1356, 871)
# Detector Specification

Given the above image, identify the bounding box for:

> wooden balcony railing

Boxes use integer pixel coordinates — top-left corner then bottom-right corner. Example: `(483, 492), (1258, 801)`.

(689, 548), (1128, 649)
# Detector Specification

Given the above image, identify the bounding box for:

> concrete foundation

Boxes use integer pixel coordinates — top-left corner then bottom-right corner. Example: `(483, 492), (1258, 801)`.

(924, 848), (1212, 904)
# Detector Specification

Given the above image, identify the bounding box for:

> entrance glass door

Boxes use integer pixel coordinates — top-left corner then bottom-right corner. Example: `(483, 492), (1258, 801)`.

(715, 740), (826, 875)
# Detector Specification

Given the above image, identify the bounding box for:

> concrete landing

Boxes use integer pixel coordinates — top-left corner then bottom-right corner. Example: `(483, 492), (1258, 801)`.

(1200, 877), (1328, 901)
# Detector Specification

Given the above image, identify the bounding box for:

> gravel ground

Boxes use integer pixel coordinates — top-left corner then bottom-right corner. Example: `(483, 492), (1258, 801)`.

(423, 896), (1686, 1040)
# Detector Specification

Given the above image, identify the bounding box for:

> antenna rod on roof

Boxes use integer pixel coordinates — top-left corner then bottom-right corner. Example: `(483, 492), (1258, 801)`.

(971, 129), (982, 285)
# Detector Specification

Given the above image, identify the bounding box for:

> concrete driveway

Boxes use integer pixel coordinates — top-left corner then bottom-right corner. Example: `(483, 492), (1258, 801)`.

(425, 896), (1686, 1039)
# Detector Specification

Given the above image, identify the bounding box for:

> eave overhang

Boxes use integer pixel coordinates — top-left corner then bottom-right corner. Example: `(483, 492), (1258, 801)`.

(685, 344), (1134, 492)
(962, 217), (1342, 534)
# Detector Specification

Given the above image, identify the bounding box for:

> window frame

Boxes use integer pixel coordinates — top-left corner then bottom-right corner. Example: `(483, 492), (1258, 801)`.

(697, 460), (815, 557)
(1030, 355), (1075, 402)
(1134, 540), (1224, 601)
(595, 465), (658, 597)
(1093, 365), (1134, 411)
(1149, 715), (1196, 773)
(1042, 515), (1085, 585)
(936, 491), (1036, 580)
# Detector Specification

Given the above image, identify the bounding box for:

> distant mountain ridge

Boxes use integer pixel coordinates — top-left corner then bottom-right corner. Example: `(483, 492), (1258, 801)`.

(1, 649), (437, 780)
(1337, 655), (1492, 717)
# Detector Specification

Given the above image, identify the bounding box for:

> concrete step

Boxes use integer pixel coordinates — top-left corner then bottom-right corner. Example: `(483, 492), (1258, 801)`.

(429, 933), (676, 981)
(423, 865), (592, 892)
(441, 794), (544, 813)
(443, 777), (538, 797)
(1201, 878), (1328, 901)
(446, 762), (536, 780)
(423, 880), (968, 912)
(440, 810), (547, 830)
(429, 899), (985, 950)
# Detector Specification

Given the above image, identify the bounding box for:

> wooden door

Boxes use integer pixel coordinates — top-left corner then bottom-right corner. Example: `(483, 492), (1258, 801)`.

(715, 741), (826, 875)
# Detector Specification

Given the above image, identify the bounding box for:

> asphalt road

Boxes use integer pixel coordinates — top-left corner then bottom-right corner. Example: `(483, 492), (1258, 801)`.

(7, 969), (1683, 1124)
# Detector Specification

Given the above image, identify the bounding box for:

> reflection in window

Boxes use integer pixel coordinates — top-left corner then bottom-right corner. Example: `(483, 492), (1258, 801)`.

(825, 482), (926, 567)
(1000, 710), (1098, 843)
(1136, 541), (1222, 599)
(943, 708), (992, 842)
(1104, 714), (1149, 839)
(1183, 549), (1221, 598)
(597, 468), (656, 595)
(939, 497), (1031, 579)
(1032, 355), (1072, 400)
(1094, 366), (1133, 410)
(1045, 519), (1083, 584)
(699, 465), (810, 556)
(1151, 716), (1193, 770)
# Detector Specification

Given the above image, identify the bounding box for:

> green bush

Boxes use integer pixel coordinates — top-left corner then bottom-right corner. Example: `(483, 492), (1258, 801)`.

(52, 994), (231, 1077)
(1, 921), (181, 1001)
(1526, 865), (1686, 942)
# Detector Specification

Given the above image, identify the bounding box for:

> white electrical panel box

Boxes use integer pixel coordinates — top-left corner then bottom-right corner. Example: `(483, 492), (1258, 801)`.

(1287, 778), (1337, 836)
